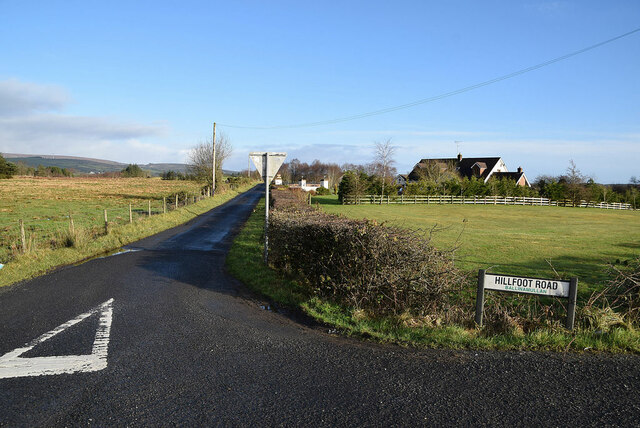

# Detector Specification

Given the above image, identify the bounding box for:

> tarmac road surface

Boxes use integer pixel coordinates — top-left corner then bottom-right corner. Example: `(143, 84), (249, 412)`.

(1, 186), (638, 426)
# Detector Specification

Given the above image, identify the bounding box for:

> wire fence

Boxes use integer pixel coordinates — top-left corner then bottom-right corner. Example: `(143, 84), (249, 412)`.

(342, 194), (636, 210)
(1, 189), (214, 260)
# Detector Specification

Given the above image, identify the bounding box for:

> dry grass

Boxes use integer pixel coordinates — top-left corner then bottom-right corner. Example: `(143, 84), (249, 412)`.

(0, 176), (205, 263)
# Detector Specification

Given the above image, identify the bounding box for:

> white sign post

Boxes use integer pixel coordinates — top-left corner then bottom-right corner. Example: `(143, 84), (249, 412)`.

(249, 152), (286, 263)
(475, 270), (578, 330)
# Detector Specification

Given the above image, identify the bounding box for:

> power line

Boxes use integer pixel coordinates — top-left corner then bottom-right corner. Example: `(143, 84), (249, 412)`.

(218, 27), (640, 130)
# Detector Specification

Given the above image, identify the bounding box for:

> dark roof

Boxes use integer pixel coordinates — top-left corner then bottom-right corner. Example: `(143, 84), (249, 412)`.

(492, 171), (530, 186)
(408, 157), (502, 181)
(492, 172), (522, 180)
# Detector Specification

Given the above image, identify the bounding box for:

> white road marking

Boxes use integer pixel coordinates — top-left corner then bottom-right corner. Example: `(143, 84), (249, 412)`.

(101, 248), (141, 258)
(0, 298), (114, 379)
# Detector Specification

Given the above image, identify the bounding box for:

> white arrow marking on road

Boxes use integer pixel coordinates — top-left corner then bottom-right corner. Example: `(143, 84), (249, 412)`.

(0, 298), (114, 379)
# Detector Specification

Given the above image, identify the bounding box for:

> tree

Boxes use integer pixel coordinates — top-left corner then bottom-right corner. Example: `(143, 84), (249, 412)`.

(562, 160), (587, 206)
(188, 132), (233, 187)
(121, 164), (147, 177)
(373, 139), (396, 202)
(0, 154), (17, 179)
(338, 170), (370, 203)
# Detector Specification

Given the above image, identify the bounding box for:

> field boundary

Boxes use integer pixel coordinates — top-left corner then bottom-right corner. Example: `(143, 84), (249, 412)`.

(343, 194), (636, 210)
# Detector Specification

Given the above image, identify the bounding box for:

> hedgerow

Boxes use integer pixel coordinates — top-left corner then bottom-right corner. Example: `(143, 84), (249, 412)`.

(268, 189), (467, 317)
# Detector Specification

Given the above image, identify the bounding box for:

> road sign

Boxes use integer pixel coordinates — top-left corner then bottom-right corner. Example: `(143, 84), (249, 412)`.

(484, 273), (571, 298)
(475, 270), (578, 330)
(249, 152), (287, 263)
(250, 152), (286, 184)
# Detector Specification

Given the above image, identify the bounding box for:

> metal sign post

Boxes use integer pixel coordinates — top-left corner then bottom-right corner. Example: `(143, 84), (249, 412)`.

(475, 270), (579, 330)
(249, 152), (286, 264)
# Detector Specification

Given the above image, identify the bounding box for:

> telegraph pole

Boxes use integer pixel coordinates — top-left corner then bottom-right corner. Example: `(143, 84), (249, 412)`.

(212, 122), (217, 195)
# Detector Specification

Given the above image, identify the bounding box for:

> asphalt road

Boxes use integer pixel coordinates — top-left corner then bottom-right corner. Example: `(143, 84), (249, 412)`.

(1, 186), (639, 427)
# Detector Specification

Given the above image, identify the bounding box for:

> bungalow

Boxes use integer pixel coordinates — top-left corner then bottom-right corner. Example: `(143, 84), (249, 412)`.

(407, 153), (530, 187)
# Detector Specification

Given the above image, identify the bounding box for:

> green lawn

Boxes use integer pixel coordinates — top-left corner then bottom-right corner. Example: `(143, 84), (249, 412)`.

(314, 195), (640, 297)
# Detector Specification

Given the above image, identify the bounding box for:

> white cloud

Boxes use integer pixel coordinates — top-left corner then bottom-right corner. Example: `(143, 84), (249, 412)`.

(0, 78), (175, 163)
(325, 129), (497, 138)
(0, 114), (167, 141)
(0, 79), (70, 116)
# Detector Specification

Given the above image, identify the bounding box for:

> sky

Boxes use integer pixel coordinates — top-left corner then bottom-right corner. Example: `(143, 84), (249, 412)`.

(0, 0), (638, 182)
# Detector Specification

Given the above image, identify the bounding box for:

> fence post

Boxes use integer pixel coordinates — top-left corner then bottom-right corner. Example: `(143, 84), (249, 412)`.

(148, 200), (151, 217)
(163, 197), (167, 214)
(175, 194), (179, 209)
(475, 269), (486, 327)
(68, 211), (75, 234)
(19, 219), (27, 254)
(566, 278), (579, 330)
(129, 203), (133, 223)
(104, 209), (109, 234)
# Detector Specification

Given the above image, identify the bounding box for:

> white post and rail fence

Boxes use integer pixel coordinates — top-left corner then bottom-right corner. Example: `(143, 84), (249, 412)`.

(342, 194), (635, 210)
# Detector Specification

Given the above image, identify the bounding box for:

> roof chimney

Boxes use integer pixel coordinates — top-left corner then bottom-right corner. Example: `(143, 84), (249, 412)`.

(457, 153), (462, 162)
(517, 166), (523, 173)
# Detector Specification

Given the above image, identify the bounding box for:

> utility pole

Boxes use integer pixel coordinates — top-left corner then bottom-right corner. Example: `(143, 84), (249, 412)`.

(212, 122), (217, 195)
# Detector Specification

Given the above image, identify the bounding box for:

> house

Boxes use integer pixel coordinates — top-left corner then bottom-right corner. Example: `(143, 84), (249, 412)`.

(407, 153), (530, 186)
(289, 177), (330, 192)
(394, 174), (408, 186)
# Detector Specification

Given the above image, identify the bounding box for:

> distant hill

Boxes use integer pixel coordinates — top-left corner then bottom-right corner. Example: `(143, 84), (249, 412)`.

(3, 154), (189, 176)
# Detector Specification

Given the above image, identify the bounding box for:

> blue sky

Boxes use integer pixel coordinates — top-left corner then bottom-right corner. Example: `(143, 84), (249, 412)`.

(0, 1), (638, 182)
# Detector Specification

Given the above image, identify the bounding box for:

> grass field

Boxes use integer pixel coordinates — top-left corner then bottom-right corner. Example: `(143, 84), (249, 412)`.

(0, 176), (205, 263)
(0, 176), (257, 287)
(313, 195), (640, 297)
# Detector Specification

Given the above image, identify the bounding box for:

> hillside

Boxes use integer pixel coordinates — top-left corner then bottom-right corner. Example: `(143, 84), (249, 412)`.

(3, 154), (188, 175)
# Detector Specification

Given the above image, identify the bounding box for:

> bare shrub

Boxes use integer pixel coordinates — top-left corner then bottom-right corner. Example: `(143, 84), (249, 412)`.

(581, 257), (640, 328)
(482, 293), (566, 334)
(270, 187), (313, 212)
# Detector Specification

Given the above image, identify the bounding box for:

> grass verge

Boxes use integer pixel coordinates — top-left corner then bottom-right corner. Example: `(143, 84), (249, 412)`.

(227, 198), (640, 353)
(0, 182), (257, 288)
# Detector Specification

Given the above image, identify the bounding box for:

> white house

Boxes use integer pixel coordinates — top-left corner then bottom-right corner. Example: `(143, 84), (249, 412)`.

(291, 177), (330, 192)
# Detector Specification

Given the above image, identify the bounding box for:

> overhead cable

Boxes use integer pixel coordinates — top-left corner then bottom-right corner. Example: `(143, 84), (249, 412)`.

(218, 27), (640, 130)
